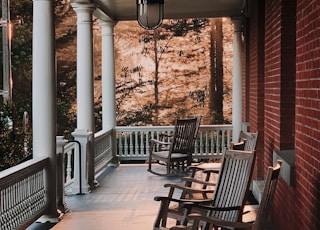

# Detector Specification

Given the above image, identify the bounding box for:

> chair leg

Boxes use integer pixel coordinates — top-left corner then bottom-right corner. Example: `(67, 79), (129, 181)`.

(167, 163), (170, 175)
(148, 154), (152, 172)
(153, 199), (169, 228)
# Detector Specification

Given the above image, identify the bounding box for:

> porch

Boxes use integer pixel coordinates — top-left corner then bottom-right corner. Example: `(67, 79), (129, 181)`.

(4, 0), (318, 228)
(39, 164), (183, 230)
(1, 125), (234, 229)
(30, 164), (268, 230)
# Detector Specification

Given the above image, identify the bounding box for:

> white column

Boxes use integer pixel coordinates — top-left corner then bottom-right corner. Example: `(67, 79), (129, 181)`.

(72, 3), (95, 132)
(100, 19), (116, 131)
(32, 0), (58, 218)
(72, 3), (96, 189)
(71, 129), (91, 194)
(231, 19), (243, 142)
(99, 18), (119, 167)
(56, 136), (67, 213)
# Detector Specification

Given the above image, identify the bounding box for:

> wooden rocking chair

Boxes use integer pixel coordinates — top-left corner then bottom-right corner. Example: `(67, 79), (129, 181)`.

(153, 149), (256, 229)
(148, 117), (200, 176)
(185, 131), (258, 187)
(170, 160), (282, 230)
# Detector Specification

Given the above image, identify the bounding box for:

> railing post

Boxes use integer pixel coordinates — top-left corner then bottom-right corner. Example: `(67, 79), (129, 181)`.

(72, 129), (91, 194)
(56, 136), (68, 213)
(109, 129), (120, 167)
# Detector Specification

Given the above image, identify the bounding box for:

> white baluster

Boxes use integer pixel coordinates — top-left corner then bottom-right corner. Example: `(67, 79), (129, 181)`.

(140, 132), (144, 157)
(118, 133), (123, 157)
(216, 130), (220, 153)
(221, 129), (225, 153)
(199, 132), (204, 154)
(146, 132), (150, 155)
(66, 150), (73, 182)
(129, 131), (134, 156)
(135, 131), (139, 156)
(205, 131), (209, 154)
(124, 132), (128, 156)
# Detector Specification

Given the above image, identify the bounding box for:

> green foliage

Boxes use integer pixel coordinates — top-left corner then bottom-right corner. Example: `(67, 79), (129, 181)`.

(56, 68), (77, 138)
(0, 1), (77, 167)
(0, 1), (33, 170)
(116, 65), (154, 125)
(163, 19), (208, 36)
(117, 104), (153, 126)
(0, 0), (33, 124)
(0, 103), (31, 171)
(189, 89), (207, 107)
(122, 19), (209, 125)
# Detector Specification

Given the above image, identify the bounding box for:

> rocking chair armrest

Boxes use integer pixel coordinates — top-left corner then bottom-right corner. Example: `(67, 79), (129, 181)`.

(202, 168), (220, 174)
(181, 177), (217, 186)
(169, 226), (187, 230)
(187, 165), (221, 174)
(154, 196), (211, 204)
(182, 202), (241, 212)
(159, 133), (173, 138)
(150, 138), (171, 146)
(186, 213), (253, 229)
(164, 183), (215, 194)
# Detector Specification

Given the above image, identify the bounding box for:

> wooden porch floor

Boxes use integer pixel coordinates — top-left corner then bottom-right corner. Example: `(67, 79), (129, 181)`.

(28, 164), (273, 230)
(49, 164), (183, 230)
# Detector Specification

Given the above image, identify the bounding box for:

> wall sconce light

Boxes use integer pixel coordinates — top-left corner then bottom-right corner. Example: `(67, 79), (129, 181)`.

(137, 0), (164, 30)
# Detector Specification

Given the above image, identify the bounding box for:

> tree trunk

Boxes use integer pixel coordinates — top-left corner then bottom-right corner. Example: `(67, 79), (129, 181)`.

(209, 19), (224, 124)
(153, 30), (159, 125)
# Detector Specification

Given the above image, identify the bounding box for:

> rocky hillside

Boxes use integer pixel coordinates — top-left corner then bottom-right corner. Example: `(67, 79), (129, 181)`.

(55, 7), (234, 127)
(112, 19), (234, 125)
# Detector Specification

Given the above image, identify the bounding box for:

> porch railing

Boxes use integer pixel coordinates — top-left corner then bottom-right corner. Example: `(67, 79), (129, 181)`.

(0, 124), (233, 228)
(64, 141), (76, 195)
(94, 129), (114, 174)
(116, 124), (233, 161)
(0, 157), (49, 230)
(64, 124), (232, 194)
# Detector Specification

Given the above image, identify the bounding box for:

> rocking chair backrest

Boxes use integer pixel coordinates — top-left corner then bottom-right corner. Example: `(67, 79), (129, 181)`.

(169, 117), (199, 154)
(241, 131), (258, 151)
(252, 160), (282, 230)
(207, 149), (256, 225)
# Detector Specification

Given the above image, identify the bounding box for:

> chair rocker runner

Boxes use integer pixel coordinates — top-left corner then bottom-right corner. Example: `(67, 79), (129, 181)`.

(170, 160), (282, 230)
(153, 149), (256, 229)
(148, 117), (200, 176)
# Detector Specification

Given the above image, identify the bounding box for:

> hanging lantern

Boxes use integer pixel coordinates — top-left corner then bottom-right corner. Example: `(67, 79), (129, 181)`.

(137, 0), (164, 30)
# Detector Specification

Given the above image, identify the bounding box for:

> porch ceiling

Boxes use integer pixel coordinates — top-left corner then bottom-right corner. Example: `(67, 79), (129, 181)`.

(90, 0), (248, 21)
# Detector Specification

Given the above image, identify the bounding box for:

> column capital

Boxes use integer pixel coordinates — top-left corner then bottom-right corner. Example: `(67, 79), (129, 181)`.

(95, 8), (118, 27)
(100, 19), (117, 36)
(100, 19), (117, 28)
(72, 2), (96, 15)
(231, 18), (243, 32)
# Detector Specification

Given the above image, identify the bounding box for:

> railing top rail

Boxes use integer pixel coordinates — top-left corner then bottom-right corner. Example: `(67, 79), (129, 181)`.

(198, 124), (233, 130)
(115, 126), (174, 132)
(95, 129), (113, 139)
(0, 157), (49, 186)
(64, 141), (77, 152)
(115, 124), (233, 132)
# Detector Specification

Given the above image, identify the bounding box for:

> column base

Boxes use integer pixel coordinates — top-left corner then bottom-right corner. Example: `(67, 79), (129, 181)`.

(71, 184), (91, 195)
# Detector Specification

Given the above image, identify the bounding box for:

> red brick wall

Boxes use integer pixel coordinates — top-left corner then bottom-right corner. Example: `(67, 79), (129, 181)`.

(294, 0), (320, 228)
(264, 0), (282, 164)
(248, 0), (265, 179)
(246, 0), (320, 228)
(264, 0), (296, 164)
(264, 0), (297, 228)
